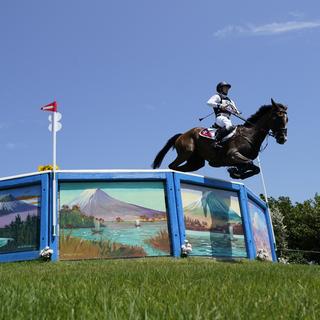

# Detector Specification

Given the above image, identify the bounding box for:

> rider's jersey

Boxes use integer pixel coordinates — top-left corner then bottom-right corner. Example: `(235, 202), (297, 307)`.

(207, 94), (240, 117)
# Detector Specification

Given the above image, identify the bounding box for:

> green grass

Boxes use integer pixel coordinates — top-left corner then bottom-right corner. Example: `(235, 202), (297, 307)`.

(0, 258), (320, 319)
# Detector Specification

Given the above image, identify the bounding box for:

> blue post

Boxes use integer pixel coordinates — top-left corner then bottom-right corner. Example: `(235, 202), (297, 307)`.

(239, 186), (256, 260)
(165, 173), (181, 257)
(172, 173), (186, 250)
(264, 206), (278, 262)
(48, 172), (59, 261)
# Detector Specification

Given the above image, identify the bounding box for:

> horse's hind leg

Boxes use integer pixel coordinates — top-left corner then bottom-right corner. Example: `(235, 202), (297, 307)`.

(168, 135), (195, 171)
(175, 154), (205, 172)
(168, 151), (193, 170)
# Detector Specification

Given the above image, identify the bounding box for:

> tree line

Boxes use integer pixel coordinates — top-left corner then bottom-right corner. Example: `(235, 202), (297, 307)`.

(262, 193), (320, 264)
(0, 214), (40, 252)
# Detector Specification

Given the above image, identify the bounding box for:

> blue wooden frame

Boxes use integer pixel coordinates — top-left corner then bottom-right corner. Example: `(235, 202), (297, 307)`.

(245, 188), (277, 262)
(0, 173), (49, 263)
(173, 172), (252, 259)
(52, 171), (182, 260)
(0, 170), (277, 263)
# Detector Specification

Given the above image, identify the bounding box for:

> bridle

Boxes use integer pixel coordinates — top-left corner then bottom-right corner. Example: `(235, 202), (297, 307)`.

(240, 108), (288, 151)
(270, 109), (288, 138)
(249, 108), (288, 138)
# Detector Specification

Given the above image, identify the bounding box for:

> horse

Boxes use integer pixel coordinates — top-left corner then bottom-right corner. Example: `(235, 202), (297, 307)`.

(152, 99), (288, 179)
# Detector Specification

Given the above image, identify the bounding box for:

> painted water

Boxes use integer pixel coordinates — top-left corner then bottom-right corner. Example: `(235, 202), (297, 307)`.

(186, 230), (247, 257)
(61, 221), (170, 256)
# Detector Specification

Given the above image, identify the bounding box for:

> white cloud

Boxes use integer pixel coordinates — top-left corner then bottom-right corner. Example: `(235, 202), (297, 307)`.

(5, 142), (16, 150)
(143, 104), (156, 111)
(214, 20), (320, 38)
(289, 11), (305, 19)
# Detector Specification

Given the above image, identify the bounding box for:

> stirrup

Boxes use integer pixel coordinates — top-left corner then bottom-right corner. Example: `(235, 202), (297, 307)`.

(211, 141), (223, 149)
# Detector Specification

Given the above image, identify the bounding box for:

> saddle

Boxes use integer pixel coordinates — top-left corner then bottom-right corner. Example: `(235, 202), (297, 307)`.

(199, 127), (237, 142)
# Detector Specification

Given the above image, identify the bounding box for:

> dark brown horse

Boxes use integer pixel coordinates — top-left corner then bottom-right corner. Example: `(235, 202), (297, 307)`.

(152, 99), (288, 179)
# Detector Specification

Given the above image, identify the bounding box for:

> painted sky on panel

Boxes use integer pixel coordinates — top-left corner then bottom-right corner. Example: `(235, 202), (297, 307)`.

(59, 182), (167, 211)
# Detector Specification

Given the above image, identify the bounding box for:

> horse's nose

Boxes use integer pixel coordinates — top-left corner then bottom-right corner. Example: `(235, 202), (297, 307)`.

(278, 136), (287, 144)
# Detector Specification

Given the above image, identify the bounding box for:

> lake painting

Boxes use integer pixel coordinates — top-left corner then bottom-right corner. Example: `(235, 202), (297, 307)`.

(59, 181), (171, 260)
(248, 200), (273, 260)
(0, 185), (41, 253)
(181, 184), (247, 258)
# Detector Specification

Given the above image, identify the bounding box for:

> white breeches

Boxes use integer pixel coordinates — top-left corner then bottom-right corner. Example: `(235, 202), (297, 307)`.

(215, 115), (233, 130)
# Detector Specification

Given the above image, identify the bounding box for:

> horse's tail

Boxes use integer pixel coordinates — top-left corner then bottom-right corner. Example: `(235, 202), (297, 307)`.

(152, 133), (182, 169)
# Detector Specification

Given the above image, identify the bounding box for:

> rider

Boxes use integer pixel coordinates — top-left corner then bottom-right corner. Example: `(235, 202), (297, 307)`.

(207, 81), (241, 148)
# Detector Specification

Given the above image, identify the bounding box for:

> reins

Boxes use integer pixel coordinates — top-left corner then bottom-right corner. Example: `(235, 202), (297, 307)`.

(238, 108), (289, 152)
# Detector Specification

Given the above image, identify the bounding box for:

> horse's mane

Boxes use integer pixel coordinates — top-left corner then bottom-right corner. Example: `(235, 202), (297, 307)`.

(244, 105), (272, 127)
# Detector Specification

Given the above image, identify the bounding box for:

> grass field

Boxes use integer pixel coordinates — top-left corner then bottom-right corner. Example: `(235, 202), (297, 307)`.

(0, 258), (319, 319)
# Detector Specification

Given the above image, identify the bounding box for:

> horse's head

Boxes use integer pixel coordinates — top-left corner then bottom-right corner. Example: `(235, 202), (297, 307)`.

(270, 98), (288, 144)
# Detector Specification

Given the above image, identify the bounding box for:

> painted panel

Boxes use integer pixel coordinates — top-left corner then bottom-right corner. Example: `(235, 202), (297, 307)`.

(180, 183), (247, 257)
(0, 185), (41, 253)
(248, 200), (272, 260)
(59, 181), (171, 260)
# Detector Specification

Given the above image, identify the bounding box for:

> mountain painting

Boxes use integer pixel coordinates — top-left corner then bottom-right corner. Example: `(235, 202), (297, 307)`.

(0, 185), (41, 253)
(59, 181), (171, 260)
(248, 200), (272, 260)
(181, 183), (247, 258)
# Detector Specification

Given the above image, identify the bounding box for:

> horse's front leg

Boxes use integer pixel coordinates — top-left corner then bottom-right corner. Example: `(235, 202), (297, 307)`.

(228, 151), (253, 165)
(228, 162), (260, 180)
(239, 163), (260, 179)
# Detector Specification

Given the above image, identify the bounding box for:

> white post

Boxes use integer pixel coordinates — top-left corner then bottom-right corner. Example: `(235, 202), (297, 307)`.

(257, 155), (276, 247)
(52, 111), (57, 236)
(257, 155), (269, 204)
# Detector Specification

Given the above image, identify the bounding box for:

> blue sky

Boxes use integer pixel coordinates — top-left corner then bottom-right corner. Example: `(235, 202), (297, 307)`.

(0, 1), (319, 202)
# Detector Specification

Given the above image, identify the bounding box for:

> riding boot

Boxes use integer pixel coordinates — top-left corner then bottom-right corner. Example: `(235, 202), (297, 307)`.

(212, 126), (236, 149)
(211, 129), (224, 148)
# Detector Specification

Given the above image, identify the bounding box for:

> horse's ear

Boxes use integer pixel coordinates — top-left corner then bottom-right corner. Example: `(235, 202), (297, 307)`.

(271, 98), (277, 108)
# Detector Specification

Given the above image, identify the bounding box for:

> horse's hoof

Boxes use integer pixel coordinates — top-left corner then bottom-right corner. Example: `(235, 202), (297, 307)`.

(238, 169), (257, 180)
(228, 167), (238, 175)
(228, 168), (242, 179)
(229, 173), (242, 179)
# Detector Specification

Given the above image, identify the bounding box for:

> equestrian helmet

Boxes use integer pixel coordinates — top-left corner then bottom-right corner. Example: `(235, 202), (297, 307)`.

(216, 81), (231, 93)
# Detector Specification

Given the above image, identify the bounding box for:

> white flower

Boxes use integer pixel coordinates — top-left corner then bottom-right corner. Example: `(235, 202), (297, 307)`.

(256, 248), (269, 261)
(181, 240), (193, 257)
(39, 246), (54, 261)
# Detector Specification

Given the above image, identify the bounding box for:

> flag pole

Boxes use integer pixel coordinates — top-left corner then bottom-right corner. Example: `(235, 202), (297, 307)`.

(41, 101), (59, 237)
(52, 110), (57, 236)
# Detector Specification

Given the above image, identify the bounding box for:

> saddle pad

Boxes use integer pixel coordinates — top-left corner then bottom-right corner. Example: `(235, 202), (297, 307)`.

(199, 128), (216, 140)
(199, 127), (237, 141)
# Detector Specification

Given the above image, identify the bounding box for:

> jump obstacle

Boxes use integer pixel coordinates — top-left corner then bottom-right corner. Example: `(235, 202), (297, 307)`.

(0, 170), (276, 263)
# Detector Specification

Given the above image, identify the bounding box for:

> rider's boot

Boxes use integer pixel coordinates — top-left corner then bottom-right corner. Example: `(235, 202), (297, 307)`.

(211, 131), (223, 148)
(211, 126), (236, 149)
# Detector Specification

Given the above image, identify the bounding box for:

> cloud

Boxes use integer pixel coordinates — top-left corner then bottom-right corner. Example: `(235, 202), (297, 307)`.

(143, 104), (156, 111)
(5, 142), (16, 150)
(289, 11), (305, 19)
(3, 142), (28, 150)
(214, 20), (320, 38)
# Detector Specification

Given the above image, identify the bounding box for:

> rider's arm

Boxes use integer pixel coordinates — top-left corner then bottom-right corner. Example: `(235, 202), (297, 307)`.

(207, 95), (221, 109)
(229, 99), (241, 114)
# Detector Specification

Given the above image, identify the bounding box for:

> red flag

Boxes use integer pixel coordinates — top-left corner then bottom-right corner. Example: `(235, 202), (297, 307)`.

(41, 101), (57, 112)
